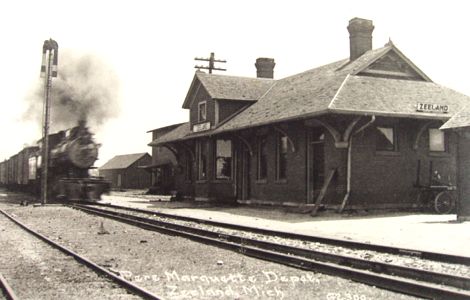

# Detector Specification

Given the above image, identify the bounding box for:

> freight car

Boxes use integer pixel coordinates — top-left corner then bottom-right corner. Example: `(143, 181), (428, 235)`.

(0, 121), (110, 201)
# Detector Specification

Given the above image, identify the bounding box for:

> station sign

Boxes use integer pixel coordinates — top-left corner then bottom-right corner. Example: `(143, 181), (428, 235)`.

(193, 121), (211, 133)
(416, 103), (449, 113)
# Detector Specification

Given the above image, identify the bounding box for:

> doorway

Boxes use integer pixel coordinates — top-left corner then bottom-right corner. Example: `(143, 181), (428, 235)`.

(307, 128), (325, 203)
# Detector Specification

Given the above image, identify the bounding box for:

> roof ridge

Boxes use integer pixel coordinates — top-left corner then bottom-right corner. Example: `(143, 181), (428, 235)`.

(257, 81), (278, 101)
(197, 71), (275, 81)
(350, 44), (432, 82)
(328, 74), (350, 109)
(279, 59), (348, 81)
(337, 45), (391, 73)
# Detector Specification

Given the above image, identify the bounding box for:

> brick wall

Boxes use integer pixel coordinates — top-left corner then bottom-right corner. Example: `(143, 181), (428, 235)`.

(172, 115), (457, 210)
(350, 117), (456, 208)
(457, 130), (470, 218)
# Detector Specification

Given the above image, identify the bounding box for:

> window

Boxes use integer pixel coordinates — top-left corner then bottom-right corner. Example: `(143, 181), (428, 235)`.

(28, 157), (37, 180)
(429, 128), (446, 152)
(196, 140), (208, 180)
(276, 134), (288, 180)
(215, 139), (232, 180)
(257, 136), (268, 180)
(376, 126), (397, 151)
(198, 101), (207, 122)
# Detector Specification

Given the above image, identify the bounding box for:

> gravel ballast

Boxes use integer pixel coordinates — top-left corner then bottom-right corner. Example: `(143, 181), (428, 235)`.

(0, 208), (142, 300)
(97, 206), (469, 278)
(0, 202), (422, 300)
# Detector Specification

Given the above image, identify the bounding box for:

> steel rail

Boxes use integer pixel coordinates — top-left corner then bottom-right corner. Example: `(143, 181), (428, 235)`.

(73, 204), (470, 289)
(0, 209), (162, 300)
(90, 202), (470, 266)
(71, 204), (470, 300)
(0, 273), (19, 300)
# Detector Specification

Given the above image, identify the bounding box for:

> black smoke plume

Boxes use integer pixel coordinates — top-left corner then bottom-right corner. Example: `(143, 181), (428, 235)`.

(24, 50), (120, 133)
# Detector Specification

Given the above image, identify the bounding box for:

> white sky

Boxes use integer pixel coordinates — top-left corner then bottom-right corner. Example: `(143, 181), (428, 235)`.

(1, 0), (470, 166)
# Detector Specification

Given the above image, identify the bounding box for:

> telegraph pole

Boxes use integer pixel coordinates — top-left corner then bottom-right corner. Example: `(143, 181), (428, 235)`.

(40, 39), (58, 205)
(194, 52), (227, 73)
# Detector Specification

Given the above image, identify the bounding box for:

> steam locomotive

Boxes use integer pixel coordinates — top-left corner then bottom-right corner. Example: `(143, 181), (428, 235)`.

(0, 121), (110, 201)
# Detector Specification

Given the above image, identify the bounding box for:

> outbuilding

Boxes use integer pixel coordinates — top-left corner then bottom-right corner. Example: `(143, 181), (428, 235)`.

(149, 18), (470, 211)
(99, 153), (152, 190)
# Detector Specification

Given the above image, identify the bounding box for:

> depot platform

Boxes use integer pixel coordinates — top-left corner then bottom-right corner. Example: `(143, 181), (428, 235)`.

(101, 192), (470, 258)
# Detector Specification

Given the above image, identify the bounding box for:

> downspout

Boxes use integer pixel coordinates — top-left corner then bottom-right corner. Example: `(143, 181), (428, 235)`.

(339, 115), (376, 213)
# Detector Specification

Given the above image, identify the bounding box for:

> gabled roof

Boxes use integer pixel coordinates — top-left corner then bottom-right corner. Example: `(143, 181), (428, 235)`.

(182, 72), (275, 108)
(153, 43), (470, 145)
(348, 42), (432, 81)
(100, 153), (150, 170)
(214, 59), (348, 132)
(147, 122), (185, 133)
(329, 75), (467, 118)
(148, 123), (191, 146)
(441, 107), (470, 130)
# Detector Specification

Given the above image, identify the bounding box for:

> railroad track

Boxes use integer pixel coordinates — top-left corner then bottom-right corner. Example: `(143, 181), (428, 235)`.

(71, 203), (470, 300)
(0, 209), (162, 300)
(0, 273), (18, 300)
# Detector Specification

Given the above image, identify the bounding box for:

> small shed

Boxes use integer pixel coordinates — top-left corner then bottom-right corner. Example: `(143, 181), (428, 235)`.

(99, 153), (152, 189)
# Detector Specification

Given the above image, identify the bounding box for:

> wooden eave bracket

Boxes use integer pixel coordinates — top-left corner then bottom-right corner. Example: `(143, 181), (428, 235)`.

(178, 142), (195, 161)
(413, 120), (439, 150)
(308, 117), (361, 149)
(343, 117), (362, 142)
(273, 126), (296, 152)
(234, 133), (253, 156)
(162, 144), (179, 160)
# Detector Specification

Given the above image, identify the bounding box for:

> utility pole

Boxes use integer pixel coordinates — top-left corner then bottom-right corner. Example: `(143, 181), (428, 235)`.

(194, 52), (227, 74)
(40, 39), (58, 205)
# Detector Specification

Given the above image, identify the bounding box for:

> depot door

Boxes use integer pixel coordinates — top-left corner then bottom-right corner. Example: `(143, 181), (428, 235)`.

(307, 129), (325, 203)
(117, 174), (122, 187)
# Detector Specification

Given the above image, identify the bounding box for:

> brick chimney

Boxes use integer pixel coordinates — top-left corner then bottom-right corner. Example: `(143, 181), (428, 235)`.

(347, 18), (374, 61)
(255, 58), (275, 79)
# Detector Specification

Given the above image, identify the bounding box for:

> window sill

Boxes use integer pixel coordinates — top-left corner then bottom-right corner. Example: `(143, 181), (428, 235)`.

(196, 180), (208, 184)
(275, 179), (287, 184)
(255, 179), (267, 184)
(375, 150), (400, 156)
(429, 151), (450, 157)
(213, 179), (233, 183)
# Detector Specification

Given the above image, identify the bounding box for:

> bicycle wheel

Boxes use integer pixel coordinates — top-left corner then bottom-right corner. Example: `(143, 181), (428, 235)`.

(434, 191), (454, 214)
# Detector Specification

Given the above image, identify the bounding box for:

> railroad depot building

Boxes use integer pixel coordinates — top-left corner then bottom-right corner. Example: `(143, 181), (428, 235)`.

(149, 18), (470, 210)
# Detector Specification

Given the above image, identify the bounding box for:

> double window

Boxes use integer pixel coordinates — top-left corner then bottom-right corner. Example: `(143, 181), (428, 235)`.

(198, 101), (207, 122)
(215, 139), (232, 180)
